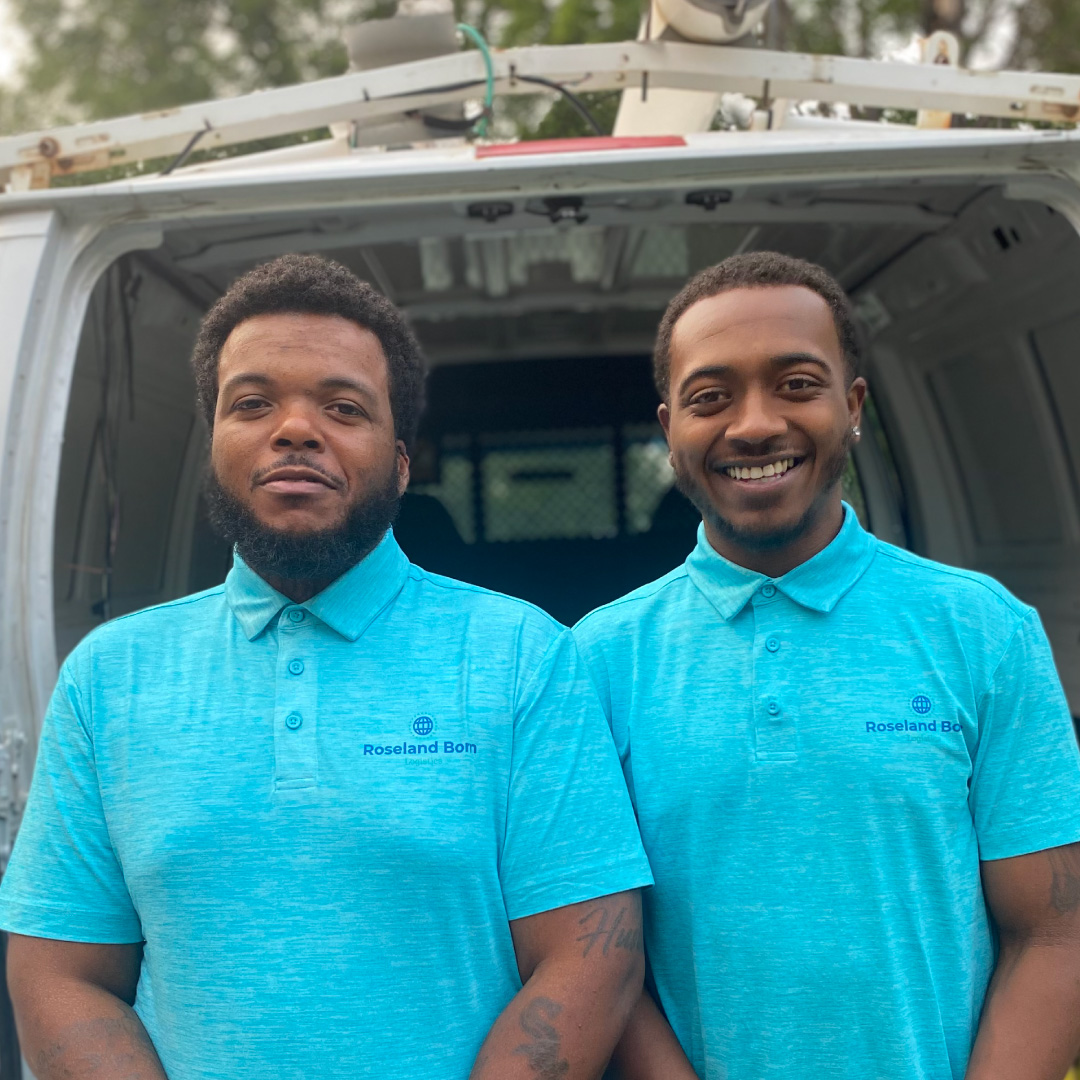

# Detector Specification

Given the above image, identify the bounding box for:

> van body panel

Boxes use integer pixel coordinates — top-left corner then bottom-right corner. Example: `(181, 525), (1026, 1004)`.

(0, 217), (161, 867)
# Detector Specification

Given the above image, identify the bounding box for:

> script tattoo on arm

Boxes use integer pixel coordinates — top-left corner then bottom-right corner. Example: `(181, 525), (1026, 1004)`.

(1048, 844), (1080, 914)
(575, 900), (645, 959)
(513, 997), (570, 1079)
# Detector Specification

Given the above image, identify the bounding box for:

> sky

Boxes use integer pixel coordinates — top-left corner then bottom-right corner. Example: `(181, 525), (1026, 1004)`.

(0, 0), (26, 84)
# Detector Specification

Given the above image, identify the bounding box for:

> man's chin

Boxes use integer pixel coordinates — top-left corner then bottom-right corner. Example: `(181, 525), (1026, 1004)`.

(205, 471), (400, 585)
(676, 473), (831, 555)
(702, 506), (818, 553)
(256, 513), (348, 538)
(676, 437), (852, 558)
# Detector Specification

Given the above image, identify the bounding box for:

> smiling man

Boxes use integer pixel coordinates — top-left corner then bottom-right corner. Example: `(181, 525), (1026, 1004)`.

(573, 252), (1080, 1079)
(0, 254), (652, 1080)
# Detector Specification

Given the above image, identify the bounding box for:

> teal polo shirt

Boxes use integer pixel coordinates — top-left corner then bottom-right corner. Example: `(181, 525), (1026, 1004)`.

(0, 533), (652, 1080)
(574, 505), (1080, 1080)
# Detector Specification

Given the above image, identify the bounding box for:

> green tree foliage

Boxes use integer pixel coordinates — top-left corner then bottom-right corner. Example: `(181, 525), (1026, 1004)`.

(484, 0), (640, 139)
(771, 0), (921, 59)
(495, 0), (641, 45)
(0, 0), (1073, 140)
(0, 0), (646, 136)
(770, 0), (1054, 67)
(6, 0), (353, 125)
(1009, 0), (1080, 73)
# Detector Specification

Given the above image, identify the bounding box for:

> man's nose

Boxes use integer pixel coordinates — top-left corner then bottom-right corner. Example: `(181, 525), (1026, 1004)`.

(271, 405), (323, 451)
(724, 389), (787, 446)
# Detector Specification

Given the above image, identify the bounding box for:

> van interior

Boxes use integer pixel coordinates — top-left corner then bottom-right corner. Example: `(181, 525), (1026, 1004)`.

(52, 176), (1080, 716)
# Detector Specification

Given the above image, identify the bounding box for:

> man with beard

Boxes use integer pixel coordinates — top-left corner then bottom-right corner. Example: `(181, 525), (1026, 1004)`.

(1, 254), (652, 1080)
(573, 252), (1080, 1079)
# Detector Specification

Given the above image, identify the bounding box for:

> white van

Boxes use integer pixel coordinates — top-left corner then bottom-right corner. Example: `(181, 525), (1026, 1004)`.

(1, 12), (1079, 1068)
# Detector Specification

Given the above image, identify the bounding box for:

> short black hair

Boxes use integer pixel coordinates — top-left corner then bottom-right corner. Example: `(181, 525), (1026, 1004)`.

(191, 253), (426, 447)
(652, 251), (861, 401)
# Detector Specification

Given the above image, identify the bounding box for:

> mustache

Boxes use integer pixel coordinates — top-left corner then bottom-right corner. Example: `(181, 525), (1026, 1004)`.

(249, 455), (345, 491)
(709, 439), (804, 466)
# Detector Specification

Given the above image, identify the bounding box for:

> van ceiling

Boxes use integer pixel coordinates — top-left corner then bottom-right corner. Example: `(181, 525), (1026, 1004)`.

(148, 180), (975, 364)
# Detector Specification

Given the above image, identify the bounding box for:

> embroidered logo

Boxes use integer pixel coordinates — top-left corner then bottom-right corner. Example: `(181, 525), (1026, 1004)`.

(911, 695), (932, 716)
(361, 714), (477, 759)
(866, 694), (961, 735)
(411, 714), (436, 737)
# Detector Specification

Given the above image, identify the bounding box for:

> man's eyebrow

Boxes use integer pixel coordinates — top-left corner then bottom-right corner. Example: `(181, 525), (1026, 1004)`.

(677, 353), (833, 397)
(768, 352), (832, 374)
(318, 376), (377, 399)
(217, 373), (378, 398)
(677, 364), (735, 398)
(219, 372), (272, 395)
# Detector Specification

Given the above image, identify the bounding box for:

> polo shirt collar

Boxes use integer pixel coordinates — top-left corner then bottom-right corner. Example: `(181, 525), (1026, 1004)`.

(685, 503), (877, 622)
(225, 529), (410, 641)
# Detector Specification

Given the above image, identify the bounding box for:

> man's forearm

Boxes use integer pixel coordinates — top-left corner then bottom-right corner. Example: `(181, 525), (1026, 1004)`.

(607, 992), (699, 1080)
(16, 979), (166, 1080)
(468, 970), (635, 1080)
(468, 891), (645, 1080)
(468, 956), (641, 1080)
(966, 938), (1080, 1080)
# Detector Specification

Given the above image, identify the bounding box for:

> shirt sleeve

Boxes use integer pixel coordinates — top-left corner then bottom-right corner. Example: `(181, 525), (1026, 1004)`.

(0, 657), (142, 943)
(970, 608), (1080, 862)
(499, 629), (653, 921)
(573, 619), (640, 813)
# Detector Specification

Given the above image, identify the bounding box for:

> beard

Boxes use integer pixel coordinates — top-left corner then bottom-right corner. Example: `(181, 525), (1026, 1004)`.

(674, 428), (853, 554)
(205, 461), (401, 585)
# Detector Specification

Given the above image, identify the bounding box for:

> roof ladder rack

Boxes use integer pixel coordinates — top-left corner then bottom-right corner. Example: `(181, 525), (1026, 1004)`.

(1, 39), (1078, 190)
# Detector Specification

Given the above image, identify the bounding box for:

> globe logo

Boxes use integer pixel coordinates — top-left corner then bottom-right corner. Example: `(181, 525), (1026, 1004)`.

(412, 714), (435, 737)
(911, 695), (932, 716)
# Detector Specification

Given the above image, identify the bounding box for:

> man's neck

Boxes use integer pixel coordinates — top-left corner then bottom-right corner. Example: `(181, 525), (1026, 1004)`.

(260, 574), (336, 604)
(703, 496), (845, 579)
(241, 535), (385, 604)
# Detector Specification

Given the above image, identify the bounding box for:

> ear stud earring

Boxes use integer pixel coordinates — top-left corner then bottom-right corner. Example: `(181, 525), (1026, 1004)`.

(852, 425), (861, 438)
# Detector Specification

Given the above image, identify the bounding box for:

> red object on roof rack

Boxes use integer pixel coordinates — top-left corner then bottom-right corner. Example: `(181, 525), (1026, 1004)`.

(476, 135), (687, 158)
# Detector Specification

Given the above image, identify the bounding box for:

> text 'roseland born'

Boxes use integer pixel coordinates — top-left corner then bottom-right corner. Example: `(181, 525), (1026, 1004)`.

(363, 741), (478, 757)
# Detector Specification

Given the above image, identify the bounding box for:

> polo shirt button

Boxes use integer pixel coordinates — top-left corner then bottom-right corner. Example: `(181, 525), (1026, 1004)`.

(766, 636), (781, 653)
(285, 712), (303, 730)
(288, 609), (305, 624)
(767, 699), (781, 716)
(288, 659), (305, 675)
(761, 583), (776, 598)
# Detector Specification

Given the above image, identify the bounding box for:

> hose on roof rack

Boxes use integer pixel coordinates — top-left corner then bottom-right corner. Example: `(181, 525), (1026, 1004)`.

(456, 23), (495, 137)
(410, 24), (603, 142)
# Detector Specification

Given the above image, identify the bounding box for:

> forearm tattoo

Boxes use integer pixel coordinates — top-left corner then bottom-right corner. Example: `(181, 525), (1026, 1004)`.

(514, 997), (570, 1079)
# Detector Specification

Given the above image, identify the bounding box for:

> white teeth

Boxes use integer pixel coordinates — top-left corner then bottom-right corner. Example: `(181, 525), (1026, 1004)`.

(724, 457), (796, 481)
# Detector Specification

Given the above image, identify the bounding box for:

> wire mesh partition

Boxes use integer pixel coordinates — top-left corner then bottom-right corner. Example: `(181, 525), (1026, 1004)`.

(396, 354), (869, 625)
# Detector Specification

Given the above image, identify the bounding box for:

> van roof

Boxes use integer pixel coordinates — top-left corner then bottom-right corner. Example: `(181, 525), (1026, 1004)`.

(2, 125), (1078, 225)
(2, 37), (1078, 200)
